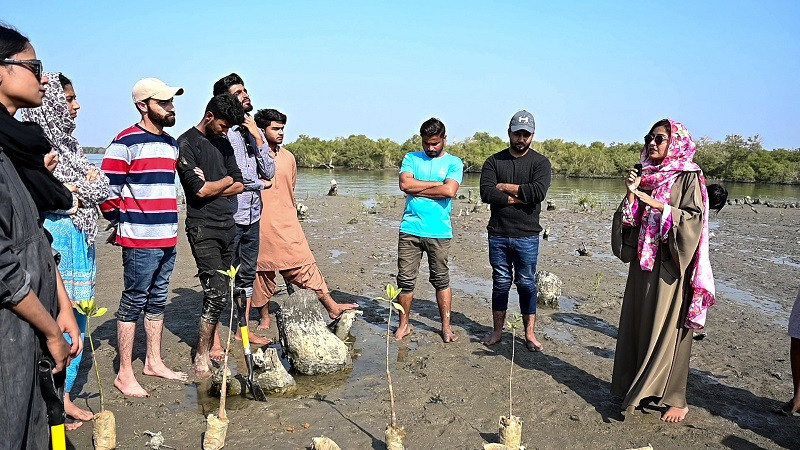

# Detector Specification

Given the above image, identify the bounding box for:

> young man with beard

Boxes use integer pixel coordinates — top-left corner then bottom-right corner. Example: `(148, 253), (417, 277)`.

(177, 94), (245, 377)
(251, 109), (358, 324)
(479, 110), (551, 352)
(101, 78), (188, 397)
(211, 73), (274, 346)
(395, 118), (463, 343)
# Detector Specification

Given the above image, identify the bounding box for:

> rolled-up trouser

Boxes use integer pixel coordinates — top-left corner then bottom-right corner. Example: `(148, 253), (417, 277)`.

(396, 232), (451, 293)
(489, 235), (540, 315)
(232, 221), (260, 299)
(252, 263), (329, 308)
(187, 225), (237, 325)
(116, 246), (177, 322)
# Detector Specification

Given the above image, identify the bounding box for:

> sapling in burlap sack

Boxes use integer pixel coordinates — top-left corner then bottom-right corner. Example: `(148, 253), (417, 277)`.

(74, 299), (116, 450)
(203, 265), (239, 450)
(498, 314), (523, 449)
(375, 284), (407, 449)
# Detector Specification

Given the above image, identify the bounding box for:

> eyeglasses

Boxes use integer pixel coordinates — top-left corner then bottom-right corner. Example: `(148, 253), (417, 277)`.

(644, 133), (669, 146)
(0, 58), (43, 81)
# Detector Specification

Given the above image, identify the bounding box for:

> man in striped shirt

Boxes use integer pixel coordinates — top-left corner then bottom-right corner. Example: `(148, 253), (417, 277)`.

(100, 78), (188, 397)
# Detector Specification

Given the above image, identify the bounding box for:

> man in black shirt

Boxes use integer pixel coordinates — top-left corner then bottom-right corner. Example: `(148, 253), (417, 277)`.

(479, 110), (552, 352)
(177, 93), (245, 377)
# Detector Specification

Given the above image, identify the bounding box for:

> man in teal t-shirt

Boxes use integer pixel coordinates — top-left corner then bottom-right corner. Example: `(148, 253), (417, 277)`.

(395, 117), (464, 343)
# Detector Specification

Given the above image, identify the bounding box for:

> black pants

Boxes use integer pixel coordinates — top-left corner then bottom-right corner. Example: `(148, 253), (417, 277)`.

(187, 225), (237, 325)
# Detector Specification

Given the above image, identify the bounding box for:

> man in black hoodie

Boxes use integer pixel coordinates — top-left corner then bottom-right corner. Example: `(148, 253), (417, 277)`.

(479, 110), (551, 352)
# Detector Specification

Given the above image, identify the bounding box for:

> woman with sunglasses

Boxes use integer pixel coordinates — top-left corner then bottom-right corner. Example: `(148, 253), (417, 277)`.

(20, 72), (110, 430)
(0, 24), (82, 447)
(610, 119), (716, 423)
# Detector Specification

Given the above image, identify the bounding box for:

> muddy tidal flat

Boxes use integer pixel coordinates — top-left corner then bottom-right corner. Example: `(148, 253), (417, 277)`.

(66, 194), (800, 449)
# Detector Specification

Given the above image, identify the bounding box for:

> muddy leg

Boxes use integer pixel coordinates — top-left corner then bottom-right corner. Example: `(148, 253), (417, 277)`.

(522, 313), (543, 351)
(395, 291), (413, 340)
(114, 321), (149, 397)
(436, 288), (458, 343)
(482, 310), (506, 345)
(142, 318), (187, 381)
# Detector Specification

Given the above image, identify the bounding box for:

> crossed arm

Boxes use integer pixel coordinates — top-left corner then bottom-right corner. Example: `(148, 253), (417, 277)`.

(399, 172), (460, 199)
(193, 168), (244, 198)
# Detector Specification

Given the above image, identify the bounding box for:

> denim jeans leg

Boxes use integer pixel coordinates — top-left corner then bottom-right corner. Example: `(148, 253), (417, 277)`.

(233, 222), (259, 299)
(489, 236), (513, 311)
(143, 247), (177, 321)
(117, 248), (163, 322)
(512, 236), (540, 314)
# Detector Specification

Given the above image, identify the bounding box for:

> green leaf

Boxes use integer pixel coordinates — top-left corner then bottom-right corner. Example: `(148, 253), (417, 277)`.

(94, 307), (108, 318)
(375, 296), (387, 302)
(392, 302), (405, 314)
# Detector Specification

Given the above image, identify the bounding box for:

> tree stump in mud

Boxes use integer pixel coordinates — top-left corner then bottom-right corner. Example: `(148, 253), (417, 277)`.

(252, 347), (296, 394)
(385, 424), (406, 450)
(535, 270), (562, 308)
(498, 415), (522, 449)
(209, 367), (243, 397)
(276, 289), (351, 375)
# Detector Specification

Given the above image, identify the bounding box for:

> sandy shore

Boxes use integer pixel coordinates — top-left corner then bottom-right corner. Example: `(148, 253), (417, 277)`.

(64, 193), (800, 449)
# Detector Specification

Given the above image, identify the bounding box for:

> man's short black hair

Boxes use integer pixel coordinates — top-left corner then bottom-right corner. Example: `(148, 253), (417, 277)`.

(212, 73), (244, 96)
(707, 183), (728, 213)
(206, 93), (245, 126)
(254, 109), (287, 128)
(420, 117), (445, 138)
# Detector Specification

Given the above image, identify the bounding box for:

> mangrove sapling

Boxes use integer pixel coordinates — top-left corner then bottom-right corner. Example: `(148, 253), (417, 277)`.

(75, 299), (116, 450)
(375, 284), (407, 449)
(498, 314), (523, 449)
(203, 265), (239, 450)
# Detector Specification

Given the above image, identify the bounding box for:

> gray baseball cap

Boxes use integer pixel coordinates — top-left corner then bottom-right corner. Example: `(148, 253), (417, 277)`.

(509, 110), (535, 133)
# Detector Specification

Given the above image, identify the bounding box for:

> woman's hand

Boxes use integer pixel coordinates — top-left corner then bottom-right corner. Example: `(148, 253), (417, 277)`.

(633, 190), (665, 212)
(44, 150), (59, 172)
(626, 168), (640, 193)
(87, 167), (100, 182)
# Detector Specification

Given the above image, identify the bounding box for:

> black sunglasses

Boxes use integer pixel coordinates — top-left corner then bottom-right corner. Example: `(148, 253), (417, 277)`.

(1, 58), (43, 81)
(644, 133), (668, 146)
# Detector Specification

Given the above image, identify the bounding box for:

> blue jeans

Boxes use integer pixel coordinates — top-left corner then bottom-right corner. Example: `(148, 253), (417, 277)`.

(116, 247), (177, 322)
(488, 235), (540, 315)
(232, 221), (260, 299)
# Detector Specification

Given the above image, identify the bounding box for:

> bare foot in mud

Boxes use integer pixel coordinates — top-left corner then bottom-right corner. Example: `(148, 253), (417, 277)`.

(65, 396), (93, 423)
(65, 417), (84, 431)
(775, 400), (800, 416)
(257, 305), (270, 330)
(193, 354), (213, 379)
(441, 328), (459, 343)
(394, 324), (412, 340)
(326, 302), (359, 320)
(235, 329), (272, 345)
(209, 345), (224, 362)
(114, 374), (149, 397)
(481, 330), (503, 346)
(661, 406), (689, 422)
(143, 361), (188, 382)
(525, 336), (544, 352)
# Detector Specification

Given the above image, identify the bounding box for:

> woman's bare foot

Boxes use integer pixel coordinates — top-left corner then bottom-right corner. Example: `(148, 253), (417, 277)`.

(441, 328), (459, 343)
(114, 374), (149, 397)
(394, 324), (412, 340)
(65, 394), (92, 429)
(481, 330), (503, 346)
(661, 406), (689, 422)
(143, 360), (188, 382)
(65, 417), (84, 431)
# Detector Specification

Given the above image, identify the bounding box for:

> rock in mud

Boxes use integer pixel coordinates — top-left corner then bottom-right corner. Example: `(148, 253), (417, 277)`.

(535, 270), (562, 308)
(329, 309), (362, 341)
(311, 436), (342, 450)
(252, 347), (296, 394)
(209, 367), (243, 397)
(276, 289), (352, 375)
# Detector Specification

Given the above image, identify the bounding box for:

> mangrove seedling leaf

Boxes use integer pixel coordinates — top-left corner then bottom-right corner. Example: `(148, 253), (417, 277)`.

(385, 284), (401, 300)
(391, 302), (405, 314)
(94, 307), (108, 318)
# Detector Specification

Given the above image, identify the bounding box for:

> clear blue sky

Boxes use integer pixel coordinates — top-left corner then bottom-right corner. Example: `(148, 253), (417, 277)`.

(5, 1), (799, 149)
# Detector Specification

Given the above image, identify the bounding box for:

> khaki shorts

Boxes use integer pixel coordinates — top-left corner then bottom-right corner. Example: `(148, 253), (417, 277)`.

(396, 232), (451, 292)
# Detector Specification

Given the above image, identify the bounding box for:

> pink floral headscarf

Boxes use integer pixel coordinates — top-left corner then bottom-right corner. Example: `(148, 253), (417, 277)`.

(637, 119), (715, 329)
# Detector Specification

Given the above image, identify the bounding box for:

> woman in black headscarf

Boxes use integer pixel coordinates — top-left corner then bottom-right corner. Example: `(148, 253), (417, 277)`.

(0, 23), (81, 448)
